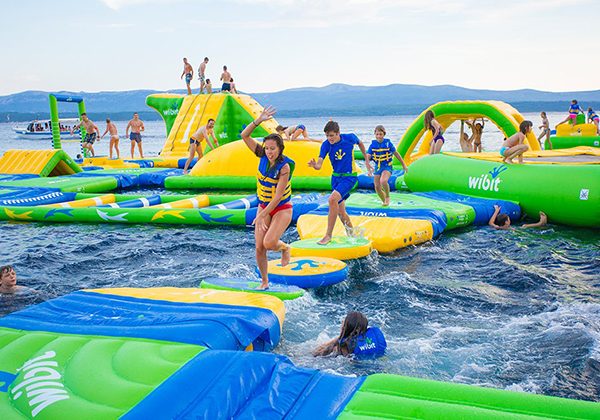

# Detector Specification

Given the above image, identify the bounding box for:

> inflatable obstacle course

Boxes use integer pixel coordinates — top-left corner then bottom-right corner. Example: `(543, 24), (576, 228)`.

(290, 237), (373, 260)
(0, 149), (81, 176)
(200, 278), (305, 300)
(265, 256), (348, 288)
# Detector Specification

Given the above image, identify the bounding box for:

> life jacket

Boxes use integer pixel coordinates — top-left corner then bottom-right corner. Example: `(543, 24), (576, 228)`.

(370, 146), (393, 169)
(569, 104), (582, 114)
(352, 327), (387, 358)
(256, 155), (295, 205)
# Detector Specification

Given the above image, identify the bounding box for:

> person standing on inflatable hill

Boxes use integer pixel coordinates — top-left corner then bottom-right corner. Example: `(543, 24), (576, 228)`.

(241, 106), (294, 290)
(365, 125), (408, 206)
(181, 57), (194, 95)
(182, 119), (219, 174)
(308, 120), (371, 245)
(556, 99), (584, 127)
(313, 311), (387, 358)
(198, 57), (209, 94)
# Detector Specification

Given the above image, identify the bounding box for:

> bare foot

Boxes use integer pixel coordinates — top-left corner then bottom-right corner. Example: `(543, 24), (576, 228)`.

(281, 245), (291, 266)
(257, 282), (269, 290)
(317, 235), (332, 245)
(183, 170), (188, 175)
(505, 158), (513, 164)
(383, 197), (390, 207)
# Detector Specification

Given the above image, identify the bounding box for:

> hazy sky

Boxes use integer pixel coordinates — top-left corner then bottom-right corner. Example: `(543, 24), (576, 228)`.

(2, 0), (599, 95)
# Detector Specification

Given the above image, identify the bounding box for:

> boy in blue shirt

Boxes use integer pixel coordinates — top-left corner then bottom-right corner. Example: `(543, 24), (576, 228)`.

(308, 121), (371, 245)
(365, 125), (408, 206)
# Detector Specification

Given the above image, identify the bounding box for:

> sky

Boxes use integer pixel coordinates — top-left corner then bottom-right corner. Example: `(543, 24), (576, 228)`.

(1, 0), (599, 95)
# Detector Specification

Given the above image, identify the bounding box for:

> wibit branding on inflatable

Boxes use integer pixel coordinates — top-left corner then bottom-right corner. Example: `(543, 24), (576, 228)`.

(2, 351), (68, 417)
(467, 165), (507, 192)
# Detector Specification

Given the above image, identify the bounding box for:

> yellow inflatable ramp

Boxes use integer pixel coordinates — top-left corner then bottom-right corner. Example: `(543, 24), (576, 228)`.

(150, 194), (210, 209)
(82, 157), (140, 169)
(0, 149), (81, 176)
(88, 287), (285, 328)
(45, 194), (116, 208)
(297, 214), (434, 253)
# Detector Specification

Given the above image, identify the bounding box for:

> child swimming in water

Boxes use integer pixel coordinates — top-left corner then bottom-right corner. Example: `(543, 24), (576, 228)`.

(313, 311), (387, 358)
(0, 266), (31, 294)
(424, 110), (444, 154)
(365, 125), (408, 206)
(500, 121), (532, 164)
(489, 205), (548, 230)
(557, 100), (584, 127)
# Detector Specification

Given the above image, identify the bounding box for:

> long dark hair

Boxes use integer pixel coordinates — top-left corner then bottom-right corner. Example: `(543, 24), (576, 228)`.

(258, 133), (285, 164)
(519, 120), (533, 134)
(424, 110), (435, 133)
(336, 311), (368, 354)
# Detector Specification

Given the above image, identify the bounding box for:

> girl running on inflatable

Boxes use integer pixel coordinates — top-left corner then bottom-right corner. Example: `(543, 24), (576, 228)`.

(241, 106), (294, 290)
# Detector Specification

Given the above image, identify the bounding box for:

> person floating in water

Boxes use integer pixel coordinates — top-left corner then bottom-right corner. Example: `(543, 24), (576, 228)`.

(308, 120), (371, 245)
(500, 120), (532, 164)
(71, 113), (100, 157)
(588, 107), (599, 135)
(489, 205), (548, 230)
(276, 123), (310, 140)
(0, 265), (33, 294)
(556, 99), (584, 127)
(365, 125), (408, 206)
(459, 120), (474, 153)
(101, 118), (120, 159)
(183, 119), (219, 174)
(424, 110), (444, 154)
(198, 57), (209, 94)
(313, 311), (387, 358)
(181, 57), (194, 95)
(538, 112), (551, 149)
(466, 118), (485, 153)
(220, 66), (232, 92)
(125, 112), (145, 159)
(241, 106), (293, 290)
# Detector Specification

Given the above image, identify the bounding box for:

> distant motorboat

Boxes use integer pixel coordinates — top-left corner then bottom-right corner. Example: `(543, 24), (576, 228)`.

(13, 118), (81, 140)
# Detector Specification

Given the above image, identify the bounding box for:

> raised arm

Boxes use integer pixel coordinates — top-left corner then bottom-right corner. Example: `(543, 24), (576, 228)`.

(489, 205), (502, 228)
(240, 106), (276, 154)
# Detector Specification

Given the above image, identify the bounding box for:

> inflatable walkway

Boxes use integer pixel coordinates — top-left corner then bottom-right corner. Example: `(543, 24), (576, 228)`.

(0, 149), (81, 176)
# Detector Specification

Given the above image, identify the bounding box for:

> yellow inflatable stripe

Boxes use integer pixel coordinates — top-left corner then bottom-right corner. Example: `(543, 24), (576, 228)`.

(233, 94), (280, 134)
(150, 195), (210, 209)
(297, 214), (433, 253)
(87, 287), (285, 328)
(45, 194), (116, 208)
(0, 150), (57, 174)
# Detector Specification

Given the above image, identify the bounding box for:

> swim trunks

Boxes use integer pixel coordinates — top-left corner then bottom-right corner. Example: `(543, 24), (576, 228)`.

(331, 175), (358, 203)
(83, 132), (97, 144)
(110, 134), (119, 140)
(185, 73), (192, 85)
(130, 132), (142, 143)
(199, 74), (205, 82)
(373, 164), (393, 176)
(499, 146), (509, 157)
(259, 202), (293, 218)
(221, 83), (231, 92)
(568, 113), (578, 120)
(189, 137), (202, 145)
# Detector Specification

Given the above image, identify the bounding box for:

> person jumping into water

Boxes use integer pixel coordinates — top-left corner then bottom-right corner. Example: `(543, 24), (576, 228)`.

(72, 113), (100, 157)
(198, 57), (209, 94)
(308, 120), (371, 245)
(241, 106), (294, 290)
(181, 57), (194, 95)
(424, 110), (444, 154)
(556, 99), (584, 127)
(101, 118), (120, 159)
(500, 120), (532, 164)
(125, 112), (145, 159)
(365, 125), (408, 206)
(489, 205), (548, 230)
(182, 119), (219, 174)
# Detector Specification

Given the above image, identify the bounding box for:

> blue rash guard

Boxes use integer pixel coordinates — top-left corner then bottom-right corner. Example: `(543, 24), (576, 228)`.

(319, 133), (360, 202)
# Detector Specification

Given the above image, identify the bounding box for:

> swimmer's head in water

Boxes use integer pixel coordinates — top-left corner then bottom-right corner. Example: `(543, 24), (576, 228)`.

(262, 134), (285, 163)
(340, 311), (368, 341)
(323, 121), (340, 143)
(495, 213), (510, 227)
(0, 265), (16, 287)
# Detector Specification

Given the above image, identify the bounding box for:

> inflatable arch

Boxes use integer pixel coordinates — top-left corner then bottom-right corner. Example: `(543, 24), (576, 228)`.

(146, 93), (280, 160)
(396, 101), (541, 164)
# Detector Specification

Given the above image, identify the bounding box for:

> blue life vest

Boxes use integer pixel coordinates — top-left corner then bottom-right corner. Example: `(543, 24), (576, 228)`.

(569, 104), (582, 114)
(352, 327), (387, 358)
(588, 110), (598, 120)
(256, 155), (295, 205)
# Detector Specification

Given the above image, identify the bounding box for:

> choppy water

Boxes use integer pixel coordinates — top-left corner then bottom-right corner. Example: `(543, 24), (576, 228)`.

(1, 113), (599, 403)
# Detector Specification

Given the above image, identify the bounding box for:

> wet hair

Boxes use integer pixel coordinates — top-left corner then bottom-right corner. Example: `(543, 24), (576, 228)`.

(519, 120), (533, 134)
(541, 111), (547, 118)
(275, 125), (288, 133)
(424, 110), (435, 133)
(256, 133), (285, 163)
(323, 121), (340, 134)
(207, 118), (215, 124)
(374, 125), (386, 135)
(0, 265), (14, 278)
(337, 311), (368, 355)
(495, 213), (509, 226)
(572, 99), (577, 104)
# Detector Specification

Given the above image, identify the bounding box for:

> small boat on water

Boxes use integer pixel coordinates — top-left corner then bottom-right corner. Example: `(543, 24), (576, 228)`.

(13, 118), (81, 140)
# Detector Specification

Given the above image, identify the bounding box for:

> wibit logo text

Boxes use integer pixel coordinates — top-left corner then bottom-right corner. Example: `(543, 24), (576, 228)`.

(468, 165), (507, 192)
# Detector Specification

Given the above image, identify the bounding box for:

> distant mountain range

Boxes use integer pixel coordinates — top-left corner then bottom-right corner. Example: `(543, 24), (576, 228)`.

(2, 84), (599, 122)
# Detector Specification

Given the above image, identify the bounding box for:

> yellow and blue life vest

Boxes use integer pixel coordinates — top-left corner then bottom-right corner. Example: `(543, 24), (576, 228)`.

(256, 155), (295, 205)
(569, 104), (582, 115)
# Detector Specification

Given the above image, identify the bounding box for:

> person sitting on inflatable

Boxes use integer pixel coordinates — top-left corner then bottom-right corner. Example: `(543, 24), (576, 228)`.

(557, 99), (584, 127)
(588, 107), (600, 135)
(276, 124), (309, 140)
(424, 110), (444, 154)
(489, 205), (547, 230)
(313, 311), (386, 358)
(241, 106), (294, 290)
(365, 125), (408, 206)
(500, 120), (532, 164)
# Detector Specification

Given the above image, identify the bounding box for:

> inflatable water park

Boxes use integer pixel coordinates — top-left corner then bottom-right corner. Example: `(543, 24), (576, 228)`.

(0, 91), (599, 419)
